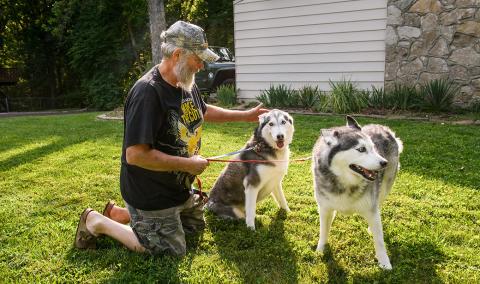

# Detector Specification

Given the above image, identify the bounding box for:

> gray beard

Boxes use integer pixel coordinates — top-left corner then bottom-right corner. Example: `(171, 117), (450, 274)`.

(174, 58), (196, 92)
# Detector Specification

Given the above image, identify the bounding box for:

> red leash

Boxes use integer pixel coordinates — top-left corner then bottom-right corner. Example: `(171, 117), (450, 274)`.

(194, 148), (311, 200)
(206, 157), (311, 163)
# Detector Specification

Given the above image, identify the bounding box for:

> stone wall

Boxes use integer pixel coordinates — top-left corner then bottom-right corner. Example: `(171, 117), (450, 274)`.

(385, 0), (480, 106)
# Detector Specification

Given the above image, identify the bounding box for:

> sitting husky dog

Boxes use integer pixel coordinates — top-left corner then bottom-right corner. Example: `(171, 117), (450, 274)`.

(312, 116), (403, 269)
(205, 109), (294, 230)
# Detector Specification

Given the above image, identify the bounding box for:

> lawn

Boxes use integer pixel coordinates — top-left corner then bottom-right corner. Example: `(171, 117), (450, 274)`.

(0, 112), (479, 283)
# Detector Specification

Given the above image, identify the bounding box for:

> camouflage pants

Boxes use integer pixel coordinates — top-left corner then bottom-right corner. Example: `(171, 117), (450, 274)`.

(127, 193), (205, 257)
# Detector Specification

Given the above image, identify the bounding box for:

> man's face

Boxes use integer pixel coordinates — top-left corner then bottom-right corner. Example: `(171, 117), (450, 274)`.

(174, 51), (204, 92)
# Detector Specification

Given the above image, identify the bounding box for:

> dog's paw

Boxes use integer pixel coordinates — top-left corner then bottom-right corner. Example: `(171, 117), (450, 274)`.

(316, 244), (325, 253)
(246, 222), (256, 230)
(378, 259), (392, 270)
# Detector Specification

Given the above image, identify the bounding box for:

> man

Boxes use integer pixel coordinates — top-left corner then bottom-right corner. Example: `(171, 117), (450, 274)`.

(74, 21), (267, 256)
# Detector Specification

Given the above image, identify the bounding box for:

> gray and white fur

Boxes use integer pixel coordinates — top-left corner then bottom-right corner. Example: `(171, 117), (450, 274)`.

(205, 109), (294, 230)
(312, 116), (403, 269)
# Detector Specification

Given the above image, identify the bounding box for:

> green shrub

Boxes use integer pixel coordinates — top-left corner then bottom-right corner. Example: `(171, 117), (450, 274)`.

(256, 92), (271, 107)
(325, 79), (367, 113)
(389, 83), (423, 111)
(470, 100), (480, 113)
(312, 91), (330, 112)
(257, 84), (297, 107)
(368, 85), (391, 109)
(298, 86), (321, 109)
(419, 79), (459, 112)
(216, 84), (237, 107)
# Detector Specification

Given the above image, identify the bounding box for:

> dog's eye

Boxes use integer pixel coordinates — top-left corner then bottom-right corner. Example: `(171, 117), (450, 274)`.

(357, 147), (366, 153)
(269, 122), (274, 126)
(281, 120), (286, 125)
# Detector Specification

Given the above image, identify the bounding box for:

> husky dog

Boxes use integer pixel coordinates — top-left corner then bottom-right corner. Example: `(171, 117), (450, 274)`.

(205, 109), (294, 230)
(312, 116), (403, 269)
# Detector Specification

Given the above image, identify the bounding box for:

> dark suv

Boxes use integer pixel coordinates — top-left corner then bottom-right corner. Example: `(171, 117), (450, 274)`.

(195, 46), (235, 94)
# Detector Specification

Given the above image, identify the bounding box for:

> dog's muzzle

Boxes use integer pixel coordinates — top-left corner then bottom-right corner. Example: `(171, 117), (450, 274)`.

(349, 164), (378, 181)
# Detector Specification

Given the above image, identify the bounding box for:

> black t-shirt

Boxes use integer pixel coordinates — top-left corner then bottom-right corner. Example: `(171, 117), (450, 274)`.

(120, 66), (207, 210)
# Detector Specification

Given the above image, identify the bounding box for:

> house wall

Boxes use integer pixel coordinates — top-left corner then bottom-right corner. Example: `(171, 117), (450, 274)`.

(233, 0), (388, 100)
(385, 0), (480, 106)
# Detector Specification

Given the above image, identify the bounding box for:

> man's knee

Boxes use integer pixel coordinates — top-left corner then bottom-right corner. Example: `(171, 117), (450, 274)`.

(149, 238), (186, 257)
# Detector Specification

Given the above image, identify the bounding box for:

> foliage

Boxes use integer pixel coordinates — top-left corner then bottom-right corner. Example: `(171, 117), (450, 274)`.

(324, 79), (368, 113)
(215, 84), (237, 107)
(1, 0), (234, 110)
(298, 86), (321, 109)
(312, 91), (330, 112)
(0, 0), (150, 110)
(63, 0), (149, 110)
(368, 86), (390, 109)
(419, 79), (459, 112)
(165, 0), (234, 51)
(0, 113), (479, 282)
(257, 84), (297, 108)
(388, 83), (422, 111)
(0, 0), (60, 98)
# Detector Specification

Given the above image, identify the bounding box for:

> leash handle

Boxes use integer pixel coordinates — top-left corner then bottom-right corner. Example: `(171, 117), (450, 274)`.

(194, 176), (208, 202)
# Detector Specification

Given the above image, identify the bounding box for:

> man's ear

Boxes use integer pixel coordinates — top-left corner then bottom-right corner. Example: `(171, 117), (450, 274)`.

(321, 129), (339, 146)
(172, 48), (182, 61)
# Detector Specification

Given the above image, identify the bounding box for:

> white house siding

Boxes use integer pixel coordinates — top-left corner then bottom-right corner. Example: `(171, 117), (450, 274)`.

(233, 0), (388, 100)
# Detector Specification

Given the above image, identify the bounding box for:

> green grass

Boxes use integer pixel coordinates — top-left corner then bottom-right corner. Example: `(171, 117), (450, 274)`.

(0, 113), (479, 283)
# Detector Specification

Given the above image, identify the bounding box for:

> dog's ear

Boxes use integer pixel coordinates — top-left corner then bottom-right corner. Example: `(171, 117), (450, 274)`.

(258, 112), (269, 124)
(346, 115), (361, 130)
(284, 113), (293, 125)
(321, 129), (339, 146)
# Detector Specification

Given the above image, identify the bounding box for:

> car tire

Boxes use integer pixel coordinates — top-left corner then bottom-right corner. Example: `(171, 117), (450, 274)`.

(219, 79), (235, 88)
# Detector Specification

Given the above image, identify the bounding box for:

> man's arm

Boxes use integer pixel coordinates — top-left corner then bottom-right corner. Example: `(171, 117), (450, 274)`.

(126, 144), (208, 175)
(204, 103), (269, 123)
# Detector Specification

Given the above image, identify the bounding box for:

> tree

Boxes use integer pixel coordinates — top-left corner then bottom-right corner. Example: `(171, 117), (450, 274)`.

(148, 0), (166, 64)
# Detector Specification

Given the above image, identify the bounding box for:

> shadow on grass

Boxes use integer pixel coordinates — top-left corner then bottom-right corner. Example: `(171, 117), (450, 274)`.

(320, 245), (348, 284)
(328, 236), (447, 283)
(64, 236), (188, 282)
(0, 138), (86, 173)
(206, 209), (299, 283)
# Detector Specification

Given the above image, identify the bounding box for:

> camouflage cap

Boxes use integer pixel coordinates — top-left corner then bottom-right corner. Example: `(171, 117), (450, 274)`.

(161, 21), (219, 63)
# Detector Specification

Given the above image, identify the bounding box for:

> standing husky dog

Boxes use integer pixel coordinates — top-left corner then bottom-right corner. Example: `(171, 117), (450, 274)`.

(312, 116), (402, 269)
(205, 109), (294, 230)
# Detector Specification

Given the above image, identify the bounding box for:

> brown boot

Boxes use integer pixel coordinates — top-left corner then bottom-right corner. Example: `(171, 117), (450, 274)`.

(74, 208), (97, 249)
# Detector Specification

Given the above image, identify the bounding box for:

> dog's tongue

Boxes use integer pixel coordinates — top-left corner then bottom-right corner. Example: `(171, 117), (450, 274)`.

(276, 141), (284, 148)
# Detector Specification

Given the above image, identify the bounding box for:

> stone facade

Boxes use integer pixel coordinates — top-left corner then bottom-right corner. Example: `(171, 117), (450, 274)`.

(385, 0), (480, 106)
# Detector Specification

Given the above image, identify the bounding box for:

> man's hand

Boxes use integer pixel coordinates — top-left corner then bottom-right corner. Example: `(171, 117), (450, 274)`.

(244, 103), (269, 122)
(186, 155), (209, 175)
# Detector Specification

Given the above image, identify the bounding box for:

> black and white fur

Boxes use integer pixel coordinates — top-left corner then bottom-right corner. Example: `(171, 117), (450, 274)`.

(312, 116), (403, 269)
(205, 109), (294, 230)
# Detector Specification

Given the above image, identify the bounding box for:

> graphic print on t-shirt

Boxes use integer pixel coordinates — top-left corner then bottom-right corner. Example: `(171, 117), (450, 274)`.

(164, 93), (204, 189)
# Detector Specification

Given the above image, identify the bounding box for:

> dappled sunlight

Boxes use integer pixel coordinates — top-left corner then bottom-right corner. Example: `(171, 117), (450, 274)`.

(0, 137), (61, 165)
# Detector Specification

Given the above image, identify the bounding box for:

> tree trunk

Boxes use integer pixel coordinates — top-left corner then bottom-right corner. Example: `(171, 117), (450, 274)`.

(147, 0), (166, 65)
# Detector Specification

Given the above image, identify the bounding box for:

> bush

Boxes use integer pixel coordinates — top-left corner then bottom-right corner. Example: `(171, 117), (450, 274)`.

(419, 79), (459, 112)
(312, 91), (330, 112)
(325, 79), (367, 113)
(298, 86), (321, 109)
(387, 83), (422, 111)
(216, 84), (237, 107)
(368, 85), (390, 109)
(257, 84), (297, 107)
